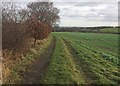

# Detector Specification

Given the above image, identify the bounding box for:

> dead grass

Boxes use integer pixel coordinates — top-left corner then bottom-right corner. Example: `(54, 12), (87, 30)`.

(2, 36), (52, 84)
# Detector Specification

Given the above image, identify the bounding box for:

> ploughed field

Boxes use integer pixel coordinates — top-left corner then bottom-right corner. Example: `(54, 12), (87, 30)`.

(41, 32), (119, 84)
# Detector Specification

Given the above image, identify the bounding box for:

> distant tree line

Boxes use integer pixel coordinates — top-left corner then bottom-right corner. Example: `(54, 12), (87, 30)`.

(53, 26), (119, 33)
(2, 2), (59, 54)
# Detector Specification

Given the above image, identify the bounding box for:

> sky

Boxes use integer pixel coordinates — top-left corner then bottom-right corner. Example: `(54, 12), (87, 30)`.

(1, 0), (119, 27)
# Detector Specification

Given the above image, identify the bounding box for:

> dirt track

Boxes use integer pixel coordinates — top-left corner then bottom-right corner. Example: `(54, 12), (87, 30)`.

(21, 37), (56, 84)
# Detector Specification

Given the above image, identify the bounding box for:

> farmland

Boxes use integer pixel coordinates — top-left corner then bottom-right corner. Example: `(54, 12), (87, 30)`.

(3, 32), (119, 84)
(100, 28), (119, 33)
(2, 1), (119, 85)
(54, 27), (119, 34)
(40, 32), (119, 84)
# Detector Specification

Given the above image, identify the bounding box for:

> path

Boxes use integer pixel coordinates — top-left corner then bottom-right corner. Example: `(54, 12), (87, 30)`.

(21, 37), (56, 84)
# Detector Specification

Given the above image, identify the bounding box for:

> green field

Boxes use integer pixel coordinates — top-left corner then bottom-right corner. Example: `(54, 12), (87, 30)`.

(100, 28), (119, 33)
(4, 32), (119, 84)
(41, 32), (119, 84)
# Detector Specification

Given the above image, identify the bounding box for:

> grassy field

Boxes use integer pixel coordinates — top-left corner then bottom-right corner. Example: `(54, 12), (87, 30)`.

(3, 32), (119, 84)
(100, 28), (119, 33)
(41, 32), (119, 84)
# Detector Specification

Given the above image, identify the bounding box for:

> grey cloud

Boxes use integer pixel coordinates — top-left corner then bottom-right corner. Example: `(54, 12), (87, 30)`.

(58, 2), (117, 23)
(52, 0), (119, 2)
(54, 0), (118, 26)
(103, 16), (118, 22)
(74, 2), (104, 7)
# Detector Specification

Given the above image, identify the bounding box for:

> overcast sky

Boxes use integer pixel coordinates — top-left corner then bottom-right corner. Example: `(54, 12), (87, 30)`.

(1, 0), (119, 27)
(52, 1), (118, 27)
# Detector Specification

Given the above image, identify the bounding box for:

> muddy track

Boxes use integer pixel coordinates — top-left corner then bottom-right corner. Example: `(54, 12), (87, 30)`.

(61, 38), (94, 84)
(21, 37), (56, 84)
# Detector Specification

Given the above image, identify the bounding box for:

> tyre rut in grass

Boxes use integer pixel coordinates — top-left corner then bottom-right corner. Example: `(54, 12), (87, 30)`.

(41, 37), (85, 84)
(21, 37), (56, 84)
(62, 37), (95, 84)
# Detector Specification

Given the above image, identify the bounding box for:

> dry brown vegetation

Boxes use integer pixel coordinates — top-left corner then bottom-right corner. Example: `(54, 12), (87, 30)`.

(2, 2), (59, 58)
(2, 2), (59, 83)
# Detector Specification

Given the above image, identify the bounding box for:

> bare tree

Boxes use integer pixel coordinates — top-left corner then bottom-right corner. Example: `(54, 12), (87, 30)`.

(2, 1), (60, 52)
(27, 2), (60, 45)
(2, 2), (31, 52)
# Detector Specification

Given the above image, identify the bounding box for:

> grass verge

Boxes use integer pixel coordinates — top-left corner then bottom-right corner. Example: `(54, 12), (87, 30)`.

(41, 36), (85, 84)
(3, 36), (53, 84)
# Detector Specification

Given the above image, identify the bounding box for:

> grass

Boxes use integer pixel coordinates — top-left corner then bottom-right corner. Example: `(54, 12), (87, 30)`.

(3, 36), (53, 84)
(52, 32), (118, 55)
(51, 32), (119, 84)
(100, 28), (119, 33)
(41, 36), (85, 84)
(3, 32), (119, 84)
